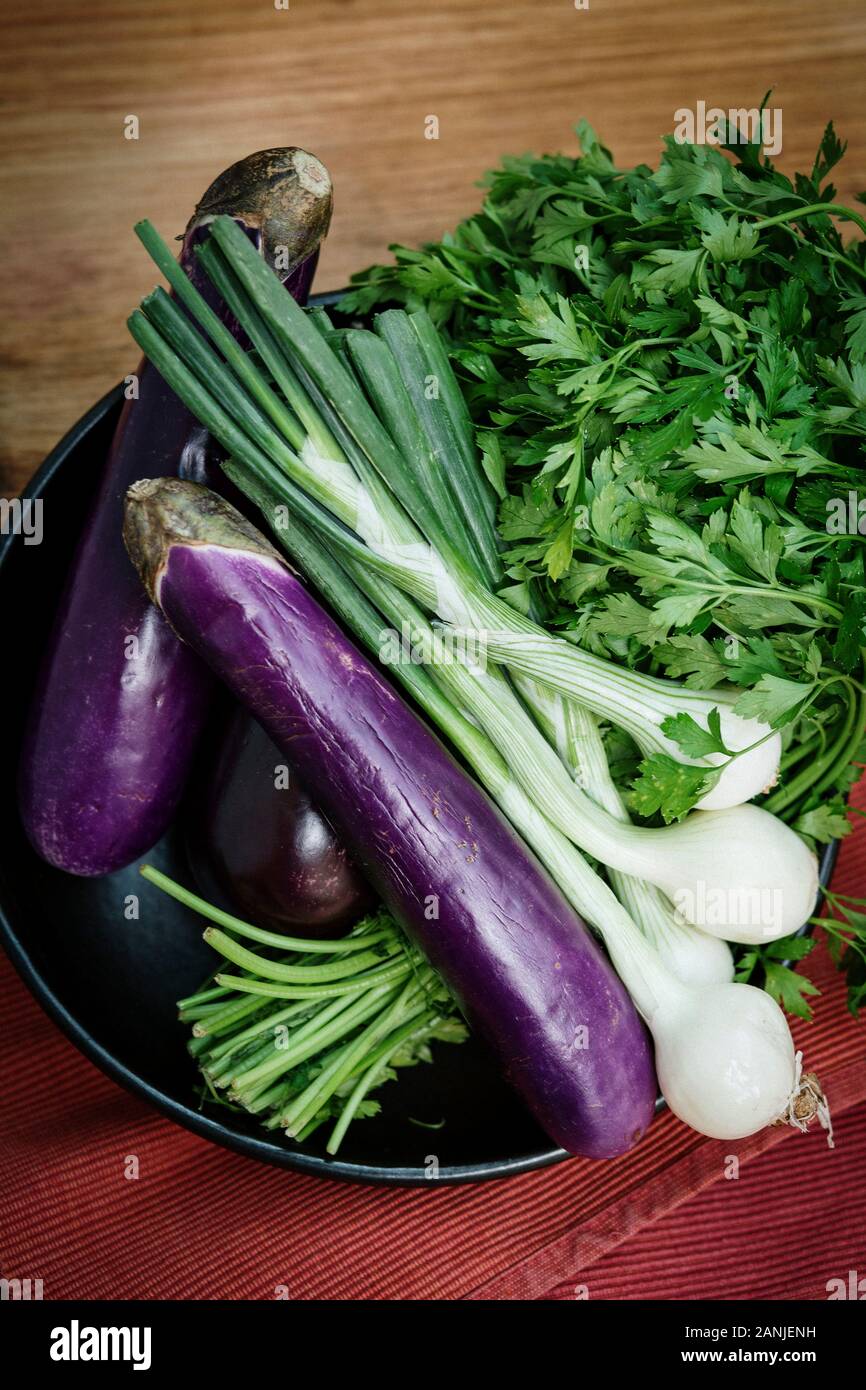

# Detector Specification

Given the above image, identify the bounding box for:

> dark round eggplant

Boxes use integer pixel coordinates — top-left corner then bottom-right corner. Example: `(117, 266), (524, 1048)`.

(19, 149), (332, 876)
(187, 708), (373, 936)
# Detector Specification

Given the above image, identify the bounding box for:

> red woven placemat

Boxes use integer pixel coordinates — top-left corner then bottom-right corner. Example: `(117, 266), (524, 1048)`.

(2, 784), (864, 1301)
(545, 1099), (866, 1300)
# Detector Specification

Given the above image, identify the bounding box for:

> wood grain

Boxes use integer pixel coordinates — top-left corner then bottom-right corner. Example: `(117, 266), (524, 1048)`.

(2, 0), (866, 494)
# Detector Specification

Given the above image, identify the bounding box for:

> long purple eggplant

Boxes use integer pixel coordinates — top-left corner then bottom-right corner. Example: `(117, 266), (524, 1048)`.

(20, 150), (332, 876)
(122, 479), (655, 1158)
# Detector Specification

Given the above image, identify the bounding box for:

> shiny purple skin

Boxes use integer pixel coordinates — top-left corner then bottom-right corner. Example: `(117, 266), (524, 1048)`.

(19, 151), (332, 876)
(125, 487), (656, 1158)
(18, 382), (214, 875)
(186, 708), (374, 937)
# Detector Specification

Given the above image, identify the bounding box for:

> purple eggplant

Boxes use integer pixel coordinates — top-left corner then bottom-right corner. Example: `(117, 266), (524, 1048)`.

(20, 150), (333, 876)
(123, 479), (655, 1159)
(186, 707), (373, 936)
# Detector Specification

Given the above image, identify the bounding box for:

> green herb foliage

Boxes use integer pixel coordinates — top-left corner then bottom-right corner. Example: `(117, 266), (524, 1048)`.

(343, 117), (866, 1010)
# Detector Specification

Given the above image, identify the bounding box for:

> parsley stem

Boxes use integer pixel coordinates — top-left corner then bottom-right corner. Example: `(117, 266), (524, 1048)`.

(809, 683), (866, 802)
(279, 980), (425, 1135)
(216, 959), (414, 1000)
(734, 200), (866, 286)
(779, 732), (821, 773)
(807, 244), (866, 288)
(577, 541), (844, 620)
(207, 999), (322, 1065)
(152, 854), (465, 1143)
(201, 927), (399, 983)
(231, 987), (401, 1102)
(765, 680), (863, 814)
(141, 863), (391, 953)
(191, 994), (270, 1037)
(325, 1009), (442, 1154)
(752, 202), (866, 240)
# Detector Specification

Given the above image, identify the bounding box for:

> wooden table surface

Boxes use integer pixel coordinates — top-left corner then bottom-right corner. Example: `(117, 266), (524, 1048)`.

(2, 0), (866, 495)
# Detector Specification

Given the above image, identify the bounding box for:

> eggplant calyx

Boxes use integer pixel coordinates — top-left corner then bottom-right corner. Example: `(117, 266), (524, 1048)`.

(124, 478), (282, 600)
(186, 147), (333, 272)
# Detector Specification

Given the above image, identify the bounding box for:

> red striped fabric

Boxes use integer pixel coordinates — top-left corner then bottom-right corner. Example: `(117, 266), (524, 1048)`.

(1, 780), (864, 1301)
(546, 1100), (866, 1301)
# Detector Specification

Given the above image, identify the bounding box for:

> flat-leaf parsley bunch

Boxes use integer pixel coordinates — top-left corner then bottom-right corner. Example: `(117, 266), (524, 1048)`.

(344, 113), (866, 1014)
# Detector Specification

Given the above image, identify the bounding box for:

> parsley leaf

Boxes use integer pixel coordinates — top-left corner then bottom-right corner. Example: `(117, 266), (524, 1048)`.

(629, 755), (718, 823)
(733, 675), (816, 726)
(661, 707), (732, 759)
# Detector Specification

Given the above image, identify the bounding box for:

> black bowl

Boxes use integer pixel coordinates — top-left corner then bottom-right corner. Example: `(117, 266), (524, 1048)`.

(0, 302), (839, 1185)
(0, 382), (571, 1186)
